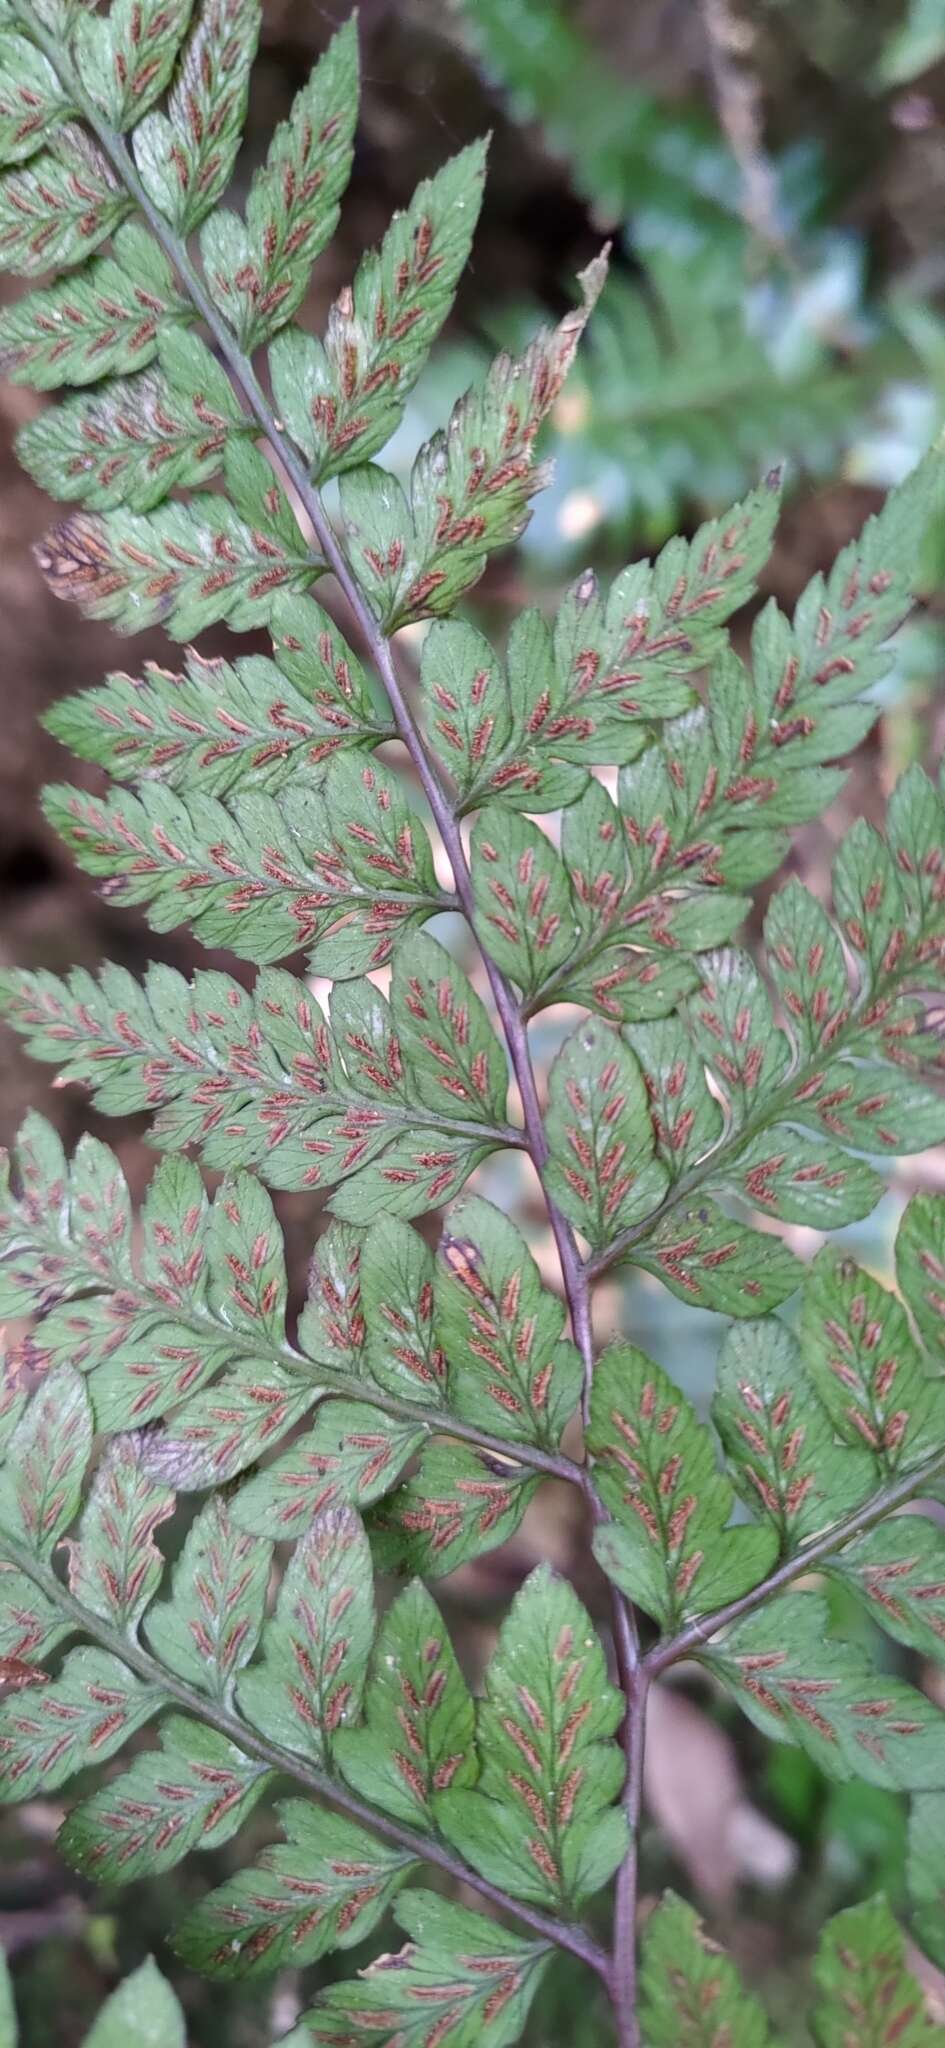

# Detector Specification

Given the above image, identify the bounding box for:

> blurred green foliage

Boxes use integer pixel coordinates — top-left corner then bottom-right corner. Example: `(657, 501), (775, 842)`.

(446, 0), (945, 562)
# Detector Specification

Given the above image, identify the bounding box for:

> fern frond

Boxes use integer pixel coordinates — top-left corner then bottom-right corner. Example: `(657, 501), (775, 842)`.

(43, 592), (393, 798)
(199, 14), (358, 350)
(271, 139), (489, 485)
(0, 221), (191, 387)
(133, 0), (260, 233)
(340, 253), (607, 631)
(1, 3), (944, 2031)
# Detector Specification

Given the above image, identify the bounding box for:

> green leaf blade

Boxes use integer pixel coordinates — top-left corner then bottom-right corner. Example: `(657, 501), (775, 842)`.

(437, 1565), (627, 1908)
(81, 1958), (185, 2048)
(714, 1318), (874, 1549)
(133, 0), (261, 232)
(18, 330), (249, 513)
(470, 809), (577, 995)
(801, 1247), (945, 1472)
(705, 1591), (945, 1792)
(369, 1441), (537, 1579)
(812, 1895), (945, 2046)
(0, 129), (130, 276)
(0, 1365), (92, 1561)
(273, 139), (488, 482)
(543, 1018), (668, 1251)
(301, 1891), (551, 2046)
(640, 1891), (774, 2047)
(173, 1799), (416, 1979)
(75, 0), (194, 130)
(338, 1578), (477, 1829)
(231, 1400), (424, 1539)
(66, 1432), (175, 1635)
(341, 255), (606, 629)
(143, 1496), (272, 1701)
(237, 1505), (374, 1765)
(60, 1714), (272, 1884)
(0, 224), (191, 389)
(0, 1646), (163, 1799)
(435, 1193), (581, 1446)
(200, 16), (358, 350)
(589, 1341), (776, 1627)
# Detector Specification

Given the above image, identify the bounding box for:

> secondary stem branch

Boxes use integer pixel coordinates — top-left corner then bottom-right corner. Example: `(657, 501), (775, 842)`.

(0, 1528), (610, 1979)
(646, 1442), (945, 1676)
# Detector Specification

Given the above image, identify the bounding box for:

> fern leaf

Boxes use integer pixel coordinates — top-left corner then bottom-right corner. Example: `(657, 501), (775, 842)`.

(0, 1111), (131, 1323)
(435, 1193), (581, 1446)
(65, 1433), (175, 1634)
(0, 1364), (92, 1560)
(60, 1714), (272, 1882)
(420, 612), (588, 816)
(459, 0), (738, 232)
(360, 1215), (447, 1405)
(909, 1794), (945, 1972)
(236, 1505), (374, 1765)
(542, 1018), (669, 1251)
(714, 1319), (874, 1549)
(337, 1579), (476, 1829)
(589, 1343), (777, 1627)
(592, 785), (945, 1293)
(172, 1799), (416, 1978)
(74, 0), (193, 131)
(801, 1243), (945, 1470)
(897, 1188), (945, 1357)
(143, 1495), (271, 1698)
(370, 1442), (538, 1579)
(812, 1896), (945, 2045)
(74, 1184), (582, 1502)
(199, 15), (358, 350)
(627, 1013), (723, 1173)
(0, 959), (507, 1208)
(40, 749), (448, 968)
(0, 1565), (72, 1668)
(297, 1219), (367, 1375)
(135, 1362), (319, 1488)
(418, 475), (780, 810)
(527, 455), (944, 1020)
(829, 1517), (945, 1668)
(43, 594), (391, 798)
(0, 126), (130, 273)
(0, 223), (191, 388)
(133, 0), (260, 233)
(81, 1958), (186, 2048)
(340, 253), (607, 629)
(0, 1645), (163, 1798)
(0, 27), (74, 164)
(437, 1565), (628, 1907)
(470, 808), (578, 994)
(300, 1891), (551, 2045)
(271, 140), (488, 483)
(704, 1590), (945, 1790)
(230, 1401), (426, 1538)
(628, 1198), (804, 1316)
(640, 1892), (773, 2047)
(35, 451), (318, 636)
(17, 326), (250, 511)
